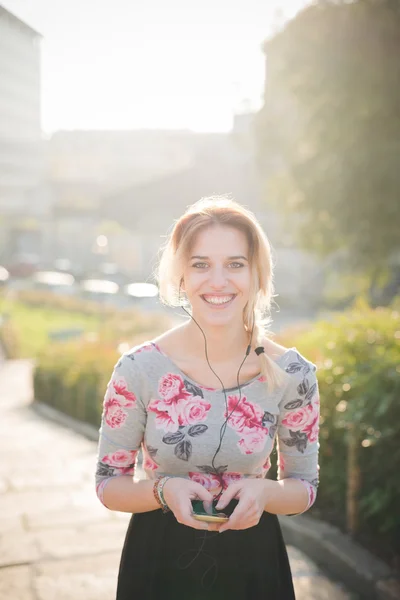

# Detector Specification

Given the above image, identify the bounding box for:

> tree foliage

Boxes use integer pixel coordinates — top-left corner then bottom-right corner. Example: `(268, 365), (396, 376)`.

(257, 0), (400, 282)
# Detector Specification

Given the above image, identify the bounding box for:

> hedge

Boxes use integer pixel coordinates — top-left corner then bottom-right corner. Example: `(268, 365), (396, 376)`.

(276, 297), (400, 570)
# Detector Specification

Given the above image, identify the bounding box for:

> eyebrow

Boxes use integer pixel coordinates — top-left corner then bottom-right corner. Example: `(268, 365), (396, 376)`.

(190, 255), (248, 261)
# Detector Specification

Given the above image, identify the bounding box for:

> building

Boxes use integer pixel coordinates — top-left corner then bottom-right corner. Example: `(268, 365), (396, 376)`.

(0, 5), (46, 263)
(0, 5), (41, 139)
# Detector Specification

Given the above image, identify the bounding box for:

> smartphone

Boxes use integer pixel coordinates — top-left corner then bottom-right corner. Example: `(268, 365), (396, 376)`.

(193, 513), (229, 523)
(191, 499), (229, 523)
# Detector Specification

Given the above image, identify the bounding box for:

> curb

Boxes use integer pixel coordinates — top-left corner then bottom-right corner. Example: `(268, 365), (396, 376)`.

(279, 514), (400, 600)
(32, 400), (400, 600)
(32, 400), (100, 442)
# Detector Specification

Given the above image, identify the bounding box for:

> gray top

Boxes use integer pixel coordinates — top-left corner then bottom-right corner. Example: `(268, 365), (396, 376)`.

(95, 341), (320, 516)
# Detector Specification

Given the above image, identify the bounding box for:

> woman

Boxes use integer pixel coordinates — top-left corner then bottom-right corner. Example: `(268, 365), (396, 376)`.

(95, 197), (320, 599)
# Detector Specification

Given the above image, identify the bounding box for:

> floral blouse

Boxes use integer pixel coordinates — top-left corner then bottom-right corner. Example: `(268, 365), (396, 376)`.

(95, 341), (320, 516)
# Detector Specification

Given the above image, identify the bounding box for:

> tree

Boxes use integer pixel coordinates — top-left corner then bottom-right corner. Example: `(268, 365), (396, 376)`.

(257, 0), (400, 303)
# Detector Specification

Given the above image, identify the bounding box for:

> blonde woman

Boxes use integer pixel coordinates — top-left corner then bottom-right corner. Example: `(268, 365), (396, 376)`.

(95, 197), (320, 599)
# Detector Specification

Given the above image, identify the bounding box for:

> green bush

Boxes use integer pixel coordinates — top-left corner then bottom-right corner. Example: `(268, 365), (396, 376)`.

(34, 341), (118, 427)
(277, 297), (400, 568)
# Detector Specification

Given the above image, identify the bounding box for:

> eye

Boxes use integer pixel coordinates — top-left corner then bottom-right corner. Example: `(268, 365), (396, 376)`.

(229, 262), (245, 269)
(192, 262), (209, 269)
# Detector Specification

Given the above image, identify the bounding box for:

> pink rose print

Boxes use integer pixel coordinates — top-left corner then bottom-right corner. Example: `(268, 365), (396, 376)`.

(96, 479), (110, 506)
(158, 373), (191, 403)
(147, 398), (181, 432)
(309, 485), (315, 507)
(238, 430), (268, 455)
(112, 376), (137, 408)
(189, 471), (243, 495)
(281, 406), (312, 431)
(102, 449), (138, 467)
(104, 398), (128, 429)
(143, 454), (159, 471)
(135, 344), (153, 353)
(177, 397), (211, 426)
(189, 472), (221, 491)
(221, 472), (242, 489)
(148, 393), (211, 434)
(142, 444), (159, 471)
(278, 454), (286, 472)
(225, 395), (264, 434)
(263, 457), (271, 471)
(303, 411), (320, 443)
(298, 479), (316, 509)
(258, 375), (266, 383)
(282, 397), (320, 442)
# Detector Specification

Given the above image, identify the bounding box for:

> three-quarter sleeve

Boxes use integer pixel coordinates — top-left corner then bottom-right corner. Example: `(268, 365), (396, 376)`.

(95, 353), (147, 508)
(276, 353), (320, 516)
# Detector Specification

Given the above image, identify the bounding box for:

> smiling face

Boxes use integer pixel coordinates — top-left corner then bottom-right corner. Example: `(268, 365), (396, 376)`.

(181, 225), (252, 328)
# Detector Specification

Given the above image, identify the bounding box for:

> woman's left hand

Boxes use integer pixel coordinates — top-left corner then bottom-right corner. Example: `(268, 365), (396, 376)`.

(215, 478), (277, 533)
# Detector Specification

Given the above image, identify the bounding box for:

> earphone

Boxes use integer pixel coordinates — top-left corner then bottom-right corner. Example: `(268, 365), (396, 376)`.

(178, 280), (255, 499)
(176, 282), (265, 589)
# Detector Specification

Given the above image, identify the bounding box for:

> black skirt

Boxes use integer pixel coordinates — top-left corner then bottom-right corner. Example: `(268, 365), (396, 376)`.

(116, 500), (296, 600)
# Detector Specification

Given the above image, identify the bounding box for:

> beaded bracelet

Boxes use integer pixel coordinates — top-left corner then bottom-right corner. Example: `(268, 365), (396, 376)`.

(152, 476), (163, 508)
(157, 476), (172, 512)
(153, 476), (172, 513)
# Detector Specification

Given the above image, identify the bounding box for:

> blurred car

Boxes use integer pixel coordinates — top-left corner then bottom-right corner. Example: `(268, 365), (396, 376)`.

(32, 270), (78, 295)
(0, 266), (9, 286)
(6, 253), (40, 278)
(124, 282), (161, 311)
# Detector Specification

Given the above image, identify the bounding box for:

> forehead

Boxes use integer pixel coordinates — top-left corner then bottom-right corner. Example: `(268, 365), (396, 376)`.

(189, 225), (248, 256)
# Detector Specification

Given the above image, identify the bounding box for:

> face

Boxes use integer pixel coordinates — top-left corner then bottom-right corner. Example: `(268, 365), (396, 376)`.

(181, 225), (252, 327)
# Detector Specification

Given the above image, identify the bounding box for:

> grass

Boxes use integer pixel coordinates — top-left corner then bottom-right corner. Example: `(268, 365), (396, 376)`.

(0, 295), (102, 358)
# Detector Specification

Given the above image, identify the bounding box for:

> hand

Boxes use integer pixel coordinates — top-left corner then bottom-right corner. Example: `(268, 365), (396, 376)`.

(162, 477), (218, 531)
(215, 478), (275, 533)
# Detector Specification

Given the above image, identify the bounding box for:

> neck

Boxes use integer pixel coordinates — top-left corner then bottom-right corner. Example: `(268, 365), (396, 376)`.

(183, 317), (251, 363)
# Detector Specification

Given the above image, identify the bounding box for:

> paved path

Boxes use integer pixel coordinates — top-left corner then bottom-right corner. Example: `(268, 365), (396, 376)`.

(0, 360), (356, 600)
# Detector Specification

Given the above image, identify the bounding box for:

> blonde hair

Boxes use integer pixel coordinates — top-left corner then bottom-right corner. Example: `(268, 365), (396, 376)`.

(156, 196), (289, 393)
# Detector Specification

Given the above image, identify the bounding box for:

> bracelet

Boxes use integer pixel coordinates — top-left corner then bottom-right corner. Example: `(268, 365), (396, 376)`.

(158, 476), (172, 513)
(152, 476), (163, 508)
(153, 476), (172, 513)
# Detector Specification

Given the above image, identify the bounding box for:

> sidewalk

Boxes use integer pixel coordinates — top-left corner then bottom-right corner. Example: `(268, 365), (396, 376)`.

(0, 359), (355, 600)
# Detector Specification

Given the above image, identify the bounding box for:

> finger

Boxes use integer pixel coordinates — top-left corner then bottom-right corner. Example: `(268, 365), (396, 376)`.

(215, 483), (240, 510)
(180, 499), (216, 531)
(203, 499), (213, 515)
(192, 484), (213, 504)
(174, 508), (209, 530)
(207, 522), (222, 532)
(189, 518), (211, 531)
(218, 502), (252, 533)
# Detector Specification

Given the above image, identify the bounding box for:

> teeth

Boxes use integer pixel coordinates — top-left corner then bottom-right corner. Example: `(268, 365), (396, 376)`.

(203, 295), (234, 305)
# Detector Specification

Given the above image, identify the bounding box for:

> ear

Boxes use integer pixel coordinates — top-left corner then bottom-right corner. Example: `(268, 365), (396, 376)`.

(179, 277), (186, 292)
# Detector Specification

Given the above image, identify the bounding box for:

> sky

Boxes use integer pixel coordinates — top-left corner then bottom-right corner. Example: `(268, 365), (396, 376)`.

(3, 0), (307, 133)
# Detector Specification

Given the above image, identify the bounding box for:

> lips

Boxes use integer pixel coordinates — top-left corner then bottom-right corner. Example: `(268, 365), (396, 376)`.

(201, 294), (237, 307)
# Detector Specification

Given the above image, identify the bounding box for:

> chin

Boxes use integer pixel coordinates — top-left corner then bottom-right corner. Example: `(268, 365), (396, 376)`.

(195, 309), (244, 328)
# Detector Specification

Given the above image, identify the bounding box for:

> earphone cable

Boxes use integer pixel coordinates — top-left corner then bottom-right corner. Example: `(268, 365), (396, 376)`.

(180, 304), (255, 494)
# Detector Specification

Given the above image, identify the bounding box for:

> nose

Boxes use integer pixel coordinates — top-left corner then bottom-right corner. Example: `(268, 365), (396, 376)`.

(208, 266), (228, 289)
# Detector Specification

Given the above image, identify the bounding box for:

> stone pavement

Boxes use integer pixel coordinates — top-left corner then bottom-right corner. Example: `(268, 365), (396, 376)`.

(0, 360), (357, 600)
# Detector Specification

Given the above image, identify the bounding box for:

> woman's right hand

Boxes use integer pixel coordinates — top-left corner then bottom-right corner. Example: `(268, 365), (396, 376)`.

(162, 477), (216, 530)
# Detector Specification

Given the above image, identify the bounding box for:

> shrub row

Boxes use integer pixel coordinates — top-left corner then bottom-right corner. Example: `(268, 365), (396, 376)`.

(276, 297), (400, 570)
(34, 341), (117, 427)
